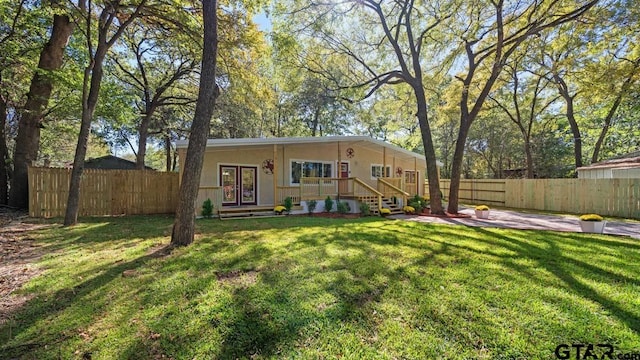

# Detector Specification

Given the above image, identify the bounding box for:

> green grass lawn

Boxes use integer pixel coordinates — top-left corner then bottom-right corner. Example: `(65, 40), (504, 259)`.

(2, 216), (640, 359)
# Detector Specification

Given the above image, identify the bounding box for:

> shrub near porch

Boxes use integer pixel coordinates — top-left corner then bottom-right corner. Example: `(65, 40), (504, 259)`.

(1, 216), (639, 359)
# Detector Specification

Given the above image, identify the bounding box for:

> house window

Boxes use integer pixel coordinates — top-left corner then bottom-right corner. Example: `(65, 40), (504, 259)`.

(371, 165), (391, 179)
(405, 170), (416, 184)
(291, 161), (333, 184)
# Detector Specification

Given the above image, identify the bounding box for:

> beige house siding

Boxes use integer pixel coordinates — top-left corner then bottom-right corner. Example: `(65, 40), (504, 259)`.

(178, 137), (431, 209)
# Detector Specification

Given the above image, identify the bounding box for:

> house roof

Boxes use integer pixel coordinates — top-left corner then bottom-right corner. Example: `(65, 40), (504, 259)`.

(83, 155), (155, 170)
(175, 136), (443, 166)
(577, 152), (640, 171)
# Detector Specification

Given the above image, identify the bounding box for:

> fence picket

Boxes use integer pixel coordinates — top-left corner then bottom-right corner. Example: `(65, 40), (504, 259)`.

(426, 178), (640, 219)
(28, 166), (179, 218)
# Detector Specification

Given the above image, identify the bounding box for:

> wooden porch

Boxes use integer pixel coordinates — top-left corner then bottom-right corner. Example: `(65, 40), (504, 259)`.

(198, 176), (416, 218)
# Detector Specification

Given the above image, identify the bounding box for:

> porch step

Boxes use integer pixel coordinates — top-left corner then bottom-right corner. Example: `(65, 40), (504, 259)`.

(218, 205), (303, 219)
(358, 197), (403, 215)
(381, 198), (403, 215)
(219, 211), (280, 220)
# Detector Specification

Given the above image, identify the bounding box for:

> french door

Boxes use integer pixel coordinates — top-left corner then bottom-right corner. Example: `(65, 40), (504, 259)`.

(220, 165), (257, 206)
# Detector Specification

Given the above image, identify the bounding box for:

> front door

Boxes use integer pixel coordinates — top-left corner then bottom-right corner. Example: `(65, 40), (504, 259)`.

(220, 165), (257, 206)
(404, 170), (419, 195)
(339, 162), (349, 194)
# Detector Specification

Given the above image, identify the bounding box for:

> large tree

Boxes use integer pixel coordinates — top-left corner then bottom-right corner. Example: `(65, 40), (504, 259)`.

(171, 0), (219, 246)
(488, 51), (559, 179)
(114, 24), (197, 169)
(446, 0), (597, 213)
(275, 0), (452, 214)
(9, 0), (74, 209)
(538, 2), (640, 168)
(64, 0), (147, 225)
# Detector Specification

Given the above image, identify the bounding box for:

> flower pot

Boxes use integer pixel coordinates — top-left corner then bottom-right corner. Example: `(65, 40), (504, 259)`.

(475, 210), (490, 219)
(580, 220), (606, 234)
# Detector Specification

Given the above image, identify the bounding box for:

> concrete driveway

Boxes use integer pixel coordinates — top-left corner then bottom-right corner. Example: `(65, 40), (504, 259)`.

(390, 208), (640, 239)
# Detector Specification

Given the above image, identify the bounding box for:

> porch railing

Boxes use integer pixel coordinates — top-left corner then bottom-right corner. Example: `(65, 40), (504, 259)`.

(353, 178), (383, 212)
(300, 177), (341, 199)
(377, 178), (409, 204)
(276, 186), (301, 205)
(379, 177), (402, 189)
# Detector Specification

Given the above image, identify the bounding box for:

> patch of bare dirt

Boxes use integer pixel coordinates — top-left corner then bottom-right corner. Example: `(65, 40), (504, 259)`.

(0, 208), (52, 325)
(216, 269), (259, 287)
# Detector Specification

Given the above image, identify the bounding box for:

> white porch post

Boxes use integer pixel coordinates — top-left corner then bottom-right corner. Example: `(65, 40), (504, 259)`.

(273, 144), (277, 205)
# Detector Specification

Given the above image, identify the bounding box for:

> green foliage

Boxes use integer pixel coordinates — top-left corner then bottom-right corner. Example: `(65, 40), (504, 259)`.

(359, 202), (370, 216)
(201, 198), (214, 218)
(306, 199), (317, 214)
(283, 196), (293, 213)
(336, 201), (350, 214)
(408, 194), (425, 213)
(323, 196), (334, 212)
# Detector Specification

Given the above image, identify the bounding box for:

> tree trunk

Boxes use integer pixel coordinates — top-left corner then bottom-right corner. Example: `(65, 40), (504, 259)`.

(172, 150), (177, 172)
(553, 74), (582, 171)
(447, 117), (470, 214)
(165, 134), (172, 171)
(0, 96), (9, 205)
(565, 95), (582, 171)
(171, 0), (218, 247)
(414, 85), (444, 215)
(310, 107), (320, 136)
(136, 110), (154, 169)
(591, 69), (636, 163)
(64, 54), (106, 226)
(9, 10), (73, 209)
(524, 136), (534, 179)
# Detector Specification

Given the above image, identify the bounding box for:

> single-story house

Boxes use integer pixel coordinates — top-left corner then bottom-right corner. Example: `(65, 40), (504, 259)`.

(176, 136), (441, 215)
(577, 152), (640, 179)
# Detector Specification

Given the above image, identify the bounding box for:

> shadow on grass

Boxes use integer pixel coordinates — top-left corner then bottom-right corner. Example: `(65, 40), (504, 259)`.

(0, 244), (173, 357)
(468, 226), (640, 334)
(4, 215), (639, 358)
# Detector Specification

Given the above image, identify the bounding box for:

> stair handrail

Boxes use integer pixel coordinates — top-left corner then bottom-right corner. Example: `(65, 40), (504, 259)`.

(353, 178), (383, 212)
(377, 178), (409, 196)
(377, 178), (409, 206)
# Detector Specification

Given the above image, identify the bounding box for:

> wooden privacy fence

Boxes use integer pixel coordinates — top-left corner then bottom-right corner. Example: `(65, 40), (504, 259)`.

(438, 179), (506, 206)
(429, 178), (640, 219)
(29, 166), (180, 218)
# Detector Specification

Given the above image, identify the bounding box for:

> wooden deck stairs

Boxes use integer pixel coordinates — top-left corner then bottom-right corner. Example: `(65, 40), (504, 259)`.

(358, 197), (403, 215)
(218, 205), (303, 220)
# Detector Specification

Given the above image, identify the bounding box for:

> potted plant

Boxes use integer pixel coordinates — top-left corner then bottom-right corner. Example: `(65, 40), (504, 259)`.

(380, 208), (391, 217)
(475, 205), (490, 219)
(403, 205), (415, 214)
(579, 214), (606, 233)
(274, 205), (286, 215)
